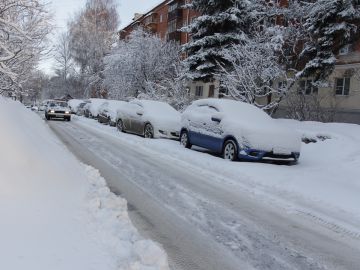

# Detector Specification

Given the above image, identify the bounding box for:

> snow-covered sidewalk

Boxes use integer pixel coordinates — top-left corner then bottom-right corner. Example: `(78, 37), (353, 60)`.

(0, 98), (169, 270)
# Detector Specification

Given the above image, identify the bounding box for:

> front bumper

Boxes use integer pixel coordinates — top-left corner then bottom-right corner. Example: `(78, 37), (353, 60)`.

(47, 112), (71, 119)
(158, 130), (180, 140)
(239, 148), (300, 162)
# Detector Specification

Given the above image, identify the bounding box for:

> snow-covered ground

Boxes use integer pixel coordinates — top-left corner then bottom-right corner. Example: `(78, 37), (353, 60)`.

(0, 97), (169, 270)
(74, 112), (360, 239)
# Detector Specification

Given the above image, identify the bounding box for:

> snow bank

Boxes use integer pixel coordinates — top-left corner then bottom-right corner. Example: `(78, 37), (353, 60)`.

(0, 97), (169, 270)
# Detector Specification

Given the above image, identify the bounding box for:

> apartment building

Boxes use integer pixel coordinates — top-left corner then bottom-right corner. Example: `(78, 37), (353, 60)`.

(119, 0), (219, 100)
(120, 0), (360, 123)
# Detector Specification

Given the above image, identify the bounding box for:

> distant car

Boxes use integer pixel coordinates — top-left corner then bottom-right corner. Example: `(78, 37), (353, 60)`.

(76, 102), (89, 116)
(115, 99), (181, 139)
(45, 101), (71, 121)
(83, 99), (107, 119)
(31, 106), (38, 111)
(180, 99), (301, 162)
(68, 99), (87, 114)
(98, 100), (127, 126)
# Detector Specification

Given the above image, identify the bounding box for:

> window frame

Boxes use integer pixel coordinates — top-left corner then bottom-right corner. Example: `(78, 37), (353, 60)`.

(335, 77), (351, 96)
(195, 86), (204, 97)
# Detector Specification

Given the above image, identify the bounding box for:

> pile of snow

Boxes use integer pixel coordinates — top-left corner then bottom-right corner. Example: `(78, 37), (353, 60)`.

(0, 97), (169, 270)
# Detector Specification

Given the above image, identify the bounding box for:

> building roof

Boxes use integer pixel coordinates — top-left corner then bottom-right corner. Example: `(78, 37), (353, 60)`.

(120, 0), (173, 31)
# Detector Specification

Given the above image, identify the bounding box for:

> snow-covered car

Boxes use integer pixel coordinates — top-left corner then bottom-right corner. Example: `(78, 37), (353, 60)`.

(83, 99), (107, 119)
(76, 102), (89, 116)
(68, 99), (87, 114)
(115, 100), (181, 139)
(180, 99), (301, 162)
(98, 100), (127, 126)
(45, 101), (71, 121)
(31, 106), (39, 111)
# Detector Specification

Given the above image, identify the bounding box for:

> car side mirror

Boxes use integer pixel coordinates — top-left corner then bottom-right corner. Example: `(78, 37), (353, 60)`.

(211, 116), (221, 123)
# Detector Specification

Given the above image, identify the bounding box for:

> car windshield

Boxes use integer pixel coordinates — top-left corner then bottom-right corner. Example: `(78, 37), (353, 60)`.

(49, 102), (67, 108)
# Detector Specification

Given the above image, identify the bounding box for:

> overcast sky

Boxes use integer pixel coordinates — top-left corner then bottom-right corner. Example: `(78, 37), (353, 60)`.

(39, 0), (161, 74)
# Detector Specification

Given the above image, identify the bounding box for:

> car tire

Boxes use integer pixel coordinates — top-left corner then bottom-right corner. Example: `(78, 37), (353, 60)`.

(180, 131), (192, 149)
(117, 119), (125, 133)
(144, 123), (154, 139)
(223, 139), (238, 161)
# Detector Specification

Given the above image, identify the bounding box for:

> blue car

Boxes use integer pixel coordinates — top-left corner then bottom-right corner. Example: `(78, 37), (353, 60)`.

(180, 99), (301, 162)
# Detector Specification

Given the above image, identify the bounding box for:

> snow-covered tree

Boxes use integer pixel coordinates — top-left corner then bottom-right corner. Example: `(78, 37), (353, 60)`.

(182, 0), (255, 84)
(103, 29), (189, 109)
(53, 32), (74, 86)
(68, 0), (118, 97)
(0, 0), (52, 96)
(297, 0), (360, 82)
(220, 25), (290, 112)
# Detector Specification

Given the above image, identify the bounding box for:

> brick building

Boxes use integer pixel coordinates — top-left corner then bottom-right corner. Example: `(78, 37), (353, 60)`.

(120, 0), (198, 45)
(119, 0), (220, 100)
(120, 0), (360, 123)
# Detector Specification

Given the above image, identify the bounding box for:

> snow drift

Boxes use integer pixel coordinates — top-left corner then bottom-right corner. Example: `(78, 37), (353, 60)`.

(0, 97), (169, 270)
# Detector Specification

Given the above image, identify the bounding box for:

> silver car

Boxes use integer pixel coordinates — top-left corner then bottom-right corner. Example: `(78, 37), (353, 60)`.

(115, 100), (181, 139)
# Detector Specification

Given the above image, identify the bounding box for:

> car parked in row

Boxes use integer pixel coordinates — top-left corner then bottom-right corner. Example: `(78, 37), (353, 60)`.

(115, 99), (181, 139)
(180, 99), (301, 162)
(68, 99), (88, 114)
(84, 99), (107, 119)
(98, 100), (127, 126)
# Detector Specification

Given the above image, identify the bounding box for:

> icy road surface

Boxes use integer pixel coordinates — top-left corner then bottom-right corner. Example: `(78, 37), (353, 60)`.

(47, 116), (360, 270)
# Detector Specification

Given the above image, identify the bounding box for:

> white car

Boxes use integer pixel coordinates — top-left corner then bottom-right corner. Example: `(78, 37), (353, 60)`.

(180, 99), (301, 162)
(98, 100), (127, 126)
(115, 99), (181, 139)
(68, 99), (87, 114)
(83, 98), (107, 118)
(45, 101), (71, 121)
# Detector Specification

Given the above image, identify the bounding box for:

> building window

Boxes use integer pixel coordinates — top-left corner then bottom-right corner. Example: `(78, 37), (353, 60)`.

(335, 77), (350, 96)
(160, 14), (163, 23)
(298, 80), (318, 95)
(208, 85), (215, 97)
(339, 45), (351, 55)
(169, 3), (178, 12)
(168, 19), (177, 33)
(195, 86), (203, 97)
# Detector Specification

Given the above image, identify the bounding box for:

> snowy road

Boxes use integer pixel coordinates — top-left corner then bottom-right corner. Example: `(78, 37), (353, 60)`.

(47, 116), (360, 270)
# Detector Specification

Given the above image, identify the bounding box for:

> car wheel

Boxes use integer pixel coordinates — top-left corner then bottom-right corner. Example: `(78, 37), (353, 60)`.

(117, 119), (125, 132)
(223, 140), (238, 161)
(144, 123), (154, 139)
(180, 131), (192, 149)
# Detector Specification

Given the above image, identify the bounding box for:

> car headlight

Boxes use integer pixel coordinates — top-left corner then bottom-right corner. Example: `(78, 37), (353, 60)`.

(50, 110), (55, 113)
(65, 111), (70, 114)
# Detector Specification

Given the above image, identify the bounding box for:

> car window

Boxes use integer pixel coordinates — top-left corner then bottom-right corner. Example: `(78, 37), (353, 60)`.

(197, 105), (218, 114)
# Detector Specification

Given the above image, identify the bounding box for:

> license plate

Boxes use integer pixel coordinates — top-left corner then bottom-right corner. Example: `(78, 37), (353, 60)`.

(273, 147), (291, 155)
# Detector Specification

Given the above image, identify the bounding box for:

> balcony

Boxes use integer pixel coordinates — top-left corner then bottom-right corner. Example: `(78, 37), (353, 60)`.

(167, 31), (181, 42)
(168, 9), (182, 21)
(143, 13), (158, 32)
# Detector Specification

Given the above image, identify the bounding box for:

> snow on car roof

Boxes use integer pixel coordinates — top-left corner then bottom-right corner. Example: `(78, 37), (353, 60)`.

(104, 100), (127, 111)
(132, 99), (179, 116)
(192, 98), (271, 121)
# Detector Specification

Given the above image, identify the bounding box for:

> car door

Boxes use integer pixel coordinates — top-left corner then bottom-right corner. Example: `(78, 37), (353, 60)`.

(123, 103), (143, 134)
(189, 105), (223, 152)
(128, 102), (144, 135)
